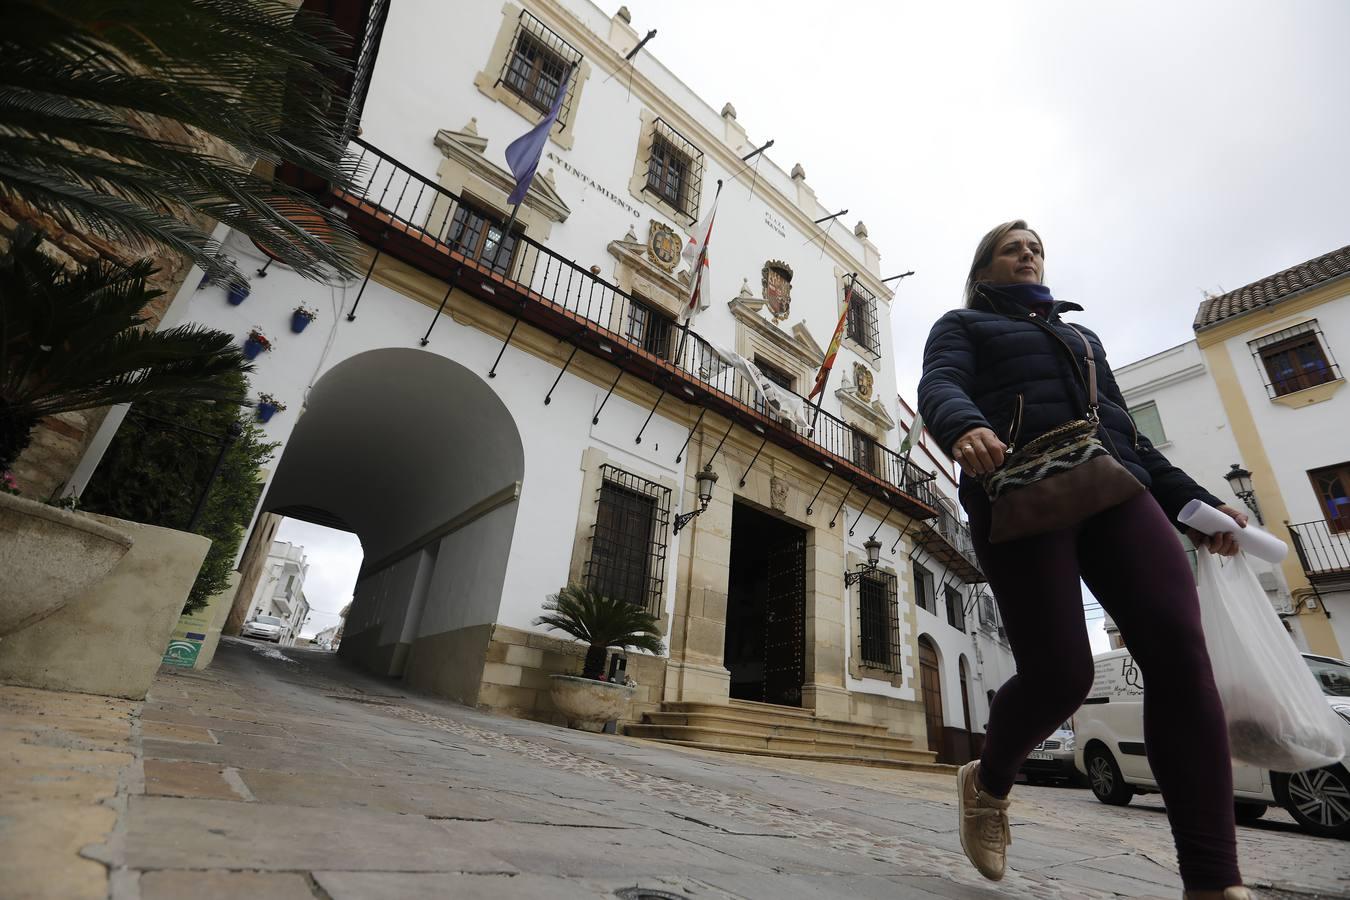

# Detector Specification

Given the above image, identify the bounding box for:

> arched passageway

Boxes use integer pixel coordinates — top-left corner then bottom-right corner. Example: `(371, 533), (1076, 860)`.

(261, 348), (524, 700)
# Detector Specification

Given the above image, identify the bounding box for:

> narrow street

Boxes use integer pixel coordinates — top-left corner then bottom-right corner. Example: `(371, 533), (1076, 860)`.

(5, 639), (1347, 900)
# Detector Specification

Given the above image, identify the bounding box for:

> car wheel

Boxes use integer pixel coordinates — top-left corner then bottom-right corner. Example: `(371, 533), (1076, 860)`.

(1274, 764), (1350, 839)
(1234, 801), (1267, 824)
(1085, 745), (1133, 806)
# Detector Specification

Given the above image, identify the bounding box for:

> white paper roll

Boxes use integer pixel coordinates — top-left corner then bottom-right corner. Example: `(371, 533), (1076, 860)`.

(1177, 499), (1289, 564)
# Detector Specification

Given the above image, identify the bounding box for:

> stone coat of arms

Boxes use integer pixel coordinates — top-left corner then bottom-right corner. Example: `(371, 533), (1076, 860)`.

(762, 260), (793, 322)
(852, 363), (874, 401)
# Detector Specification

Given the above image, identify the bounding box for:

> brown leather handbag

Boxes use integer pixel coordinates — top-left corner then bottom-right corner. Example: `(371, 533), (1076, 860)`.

(980, 322), (1145, 543)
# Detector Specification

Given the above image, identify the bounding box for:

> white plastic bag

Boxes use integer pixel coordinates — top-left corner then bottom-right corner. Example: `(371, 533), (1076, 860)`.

(1195, 548), (1345, 772)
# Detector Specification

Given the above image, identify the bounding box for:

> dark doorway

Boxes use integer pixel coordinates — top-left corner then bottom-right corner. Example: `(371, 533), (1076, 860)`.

(725, 501), (806, 706)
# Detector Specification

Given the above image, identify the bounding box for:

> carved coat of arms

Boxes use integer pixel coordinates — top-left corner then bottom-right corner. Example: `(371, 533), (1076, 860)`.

(761, 260), (793, 322)
(852, 363), (874, 401)
(647, 220), (682, 272)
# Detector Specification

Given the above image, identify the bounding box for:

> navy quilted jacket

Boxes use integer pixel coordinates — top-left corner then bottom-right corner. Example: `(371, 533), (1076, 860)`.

(917, 290), (1222, 530)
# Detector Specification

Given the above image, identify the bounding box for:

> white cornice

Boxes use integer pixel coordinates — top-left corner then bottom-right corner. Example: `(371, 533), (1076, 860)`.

(1120, 362), (1208, 400)
(728, 298), (825, 371)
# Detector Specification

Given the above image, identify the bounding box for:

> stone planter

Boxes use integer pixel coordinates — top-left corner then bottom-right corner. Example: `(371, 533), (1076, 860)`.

(549, 674), (635, 732)
(0, 493), (134, 636)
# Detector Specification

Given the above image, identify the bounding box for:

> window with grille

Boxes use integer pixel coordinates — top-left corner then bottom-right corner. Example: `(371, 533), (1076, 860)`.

(913, 562), (935, 615)
(497, 11), (582, 125)
(858, 571), (901, 674)
(642, 118), (704, 221)
(626, 297), (675, 358)
(945, 584), (966, 631)
(447, 197), (518, 273)
(845, 281), (881, 358)
(978, 591), (998, 631)
(1129, 401), (1167, 445)
(1309, 461), (1350, 533)
(1249, 321), (1341, 398)
(584, 466), (672, 616)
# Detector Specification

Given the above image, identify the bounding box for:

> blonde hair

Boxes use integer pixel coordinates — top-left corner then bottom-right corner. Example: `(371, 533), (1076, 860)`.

(963, 220), (1044, 307)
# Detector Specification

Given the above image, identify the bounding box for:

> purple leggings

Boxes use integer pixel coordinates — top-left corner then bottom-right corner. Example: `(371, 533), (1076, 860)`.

(963, 486), (1240, 891)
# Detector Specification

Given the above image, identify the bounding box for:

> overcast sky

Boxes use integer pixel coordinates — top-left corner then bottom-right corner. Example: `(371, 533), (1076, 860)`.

(283, 0), (1348, 649)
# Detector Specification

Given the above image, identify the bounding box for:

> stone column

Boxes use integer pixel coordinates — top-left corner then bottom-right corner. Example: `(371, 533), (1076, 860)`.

(803, 509), (851, 720)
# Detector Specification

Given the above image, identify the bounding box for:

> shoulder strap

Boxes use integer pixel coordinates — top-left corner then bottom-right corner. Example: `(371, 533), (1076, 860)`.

(1064, 324), (1099, 417)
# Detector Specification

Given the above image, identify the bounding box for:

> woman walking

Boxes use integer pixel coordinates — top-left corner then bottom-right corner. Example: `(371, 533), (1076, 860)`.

(918, 221), (1250, 900)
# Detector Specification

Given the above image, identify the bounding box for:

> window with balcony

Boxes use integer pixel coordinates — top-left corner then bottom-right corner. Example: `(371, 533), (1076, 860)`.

(845, 281), (881, 358)
(913, 562), (936, 615)
(851, 429), (879, 475)
(857, 571), (901, 674)
(945, 584), (966, 632)
(641, 118), (704, 222)
(584, 466), (672, 616)
(447, 197), (518, 274)
(753, 357), (795, 418)
(625, 297), (675, 358)
(978, 591), (998, 631)
(1250, 321), (1341, 398)
(1128, 401), (1167, 446)
(1309, 461), (1350, 533)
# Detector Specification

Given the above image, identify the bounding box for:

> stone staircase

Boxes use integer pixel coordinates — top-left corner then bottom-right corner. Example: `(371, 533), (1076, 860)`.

(625, 699), (949, 772)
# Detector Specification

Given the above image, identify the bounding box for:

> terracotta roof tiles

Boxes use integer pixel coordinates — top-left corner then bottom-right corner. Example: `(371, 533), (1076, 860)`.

(1193, 244), (1350, 330)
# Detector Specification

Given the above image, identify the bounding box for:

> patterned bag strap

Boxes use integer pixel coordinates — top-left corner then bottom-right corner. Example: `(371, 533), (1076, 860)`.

(1063, 324), (1099, 421)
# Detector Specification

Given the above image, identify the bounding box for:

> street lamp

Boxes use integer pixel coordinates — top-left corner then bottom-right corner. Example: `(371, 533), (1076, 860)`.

(673, 463), (719, 534)
(845, 536), (882, 586)
(1224, 463), (1264, 524)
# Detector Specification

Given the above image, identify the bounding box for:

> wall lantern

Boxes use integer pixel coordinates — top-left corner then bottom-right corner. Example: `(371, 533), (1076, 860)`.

(1223, 463), (1264, 524)
(845, 536), (882, 586)
(673, 463), (719, 534)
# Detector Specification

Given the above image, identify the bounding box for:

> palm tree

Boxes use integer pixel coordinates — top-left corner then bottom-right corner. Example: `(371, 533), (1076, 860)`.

(535, 584), (666, 680)
(1, 226), (251, 471)
(0, 0), (363, 286)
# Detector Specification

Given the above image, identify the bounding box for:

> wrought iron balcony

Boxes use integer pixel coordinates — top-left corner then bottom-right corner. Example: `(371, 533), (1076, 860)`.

(911, 506), (983, 583)
(1288, 520), (1350, 584)
(317, 139), (939, 521)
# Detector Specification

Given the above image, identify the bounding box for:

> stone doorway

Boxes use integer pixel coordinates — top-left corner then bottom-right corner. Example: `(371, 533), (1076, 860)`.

(724, 501), (806, 706)
(919, 635), (944, 754)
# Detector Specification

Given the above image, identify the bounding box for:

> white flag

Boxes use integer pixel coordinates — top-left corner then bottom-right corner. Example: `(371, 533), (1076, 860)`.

(680, 184), (722, 322)
(706, 342), (812, 430)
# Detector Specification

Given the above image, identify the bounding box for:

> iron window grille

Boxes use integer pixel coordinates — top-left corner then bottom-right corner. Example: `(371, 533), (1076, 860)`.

(643, 118), (704, 221)
(585, 466), (672, 617)
(625, 297), (676, 359)
(447, 197), (519, 274)
(913, 561), (936, 615)
(1248, 320), (1341, 399)
(945, 584), (966, 632)
(845, 280), (881, 358)
(497, 10), (583, 126)
(858, 570), (902, 674)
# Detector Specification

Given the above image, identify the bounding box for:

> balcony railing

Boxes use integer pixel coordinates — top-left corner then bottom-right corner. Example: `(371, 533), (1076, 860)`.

(912, 506), (983, 582)
(1289, 520), (1350, 583)
(324, 139), (940, 520)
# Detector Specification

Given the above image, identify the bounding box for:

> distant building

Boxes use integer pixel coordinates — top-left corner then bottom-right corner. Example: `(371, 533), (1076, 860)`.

(242, 541), (311, 647)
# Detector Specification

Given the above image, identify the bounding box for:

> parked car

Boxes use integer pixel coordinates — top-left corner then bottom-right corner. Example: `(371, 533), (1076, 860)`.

(1019, 722), (1086, 786)
(1074, 648), (1350, 838)
(241, 615), (285, 643)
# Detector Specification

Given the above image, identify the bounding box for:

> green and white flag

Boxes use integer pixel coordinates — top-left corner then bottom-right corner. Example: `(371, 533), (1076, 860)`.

(899, 413), (923, 454)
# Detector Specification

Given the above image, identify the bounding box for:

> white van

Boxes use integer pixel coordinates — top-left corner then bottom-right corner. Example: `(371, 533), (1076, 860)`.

(1073, 648), (1350, 838)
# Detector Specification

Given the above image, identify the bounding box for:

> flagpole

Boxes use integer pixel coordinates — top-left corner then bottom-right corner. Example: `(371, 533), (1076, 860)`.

(807, 272), (856, 437)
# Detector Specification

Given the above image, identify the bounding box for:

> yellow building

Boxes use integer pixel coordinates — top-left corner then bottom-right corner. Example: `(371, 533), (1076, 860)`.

(1193, 245), (1350, 658)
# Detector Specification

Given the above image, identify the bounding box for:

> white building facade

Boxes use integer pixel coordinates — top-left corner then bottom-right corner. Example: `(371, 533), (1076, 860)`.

(74, 0), (999, 761)
(1115, 246), (1349, 659)
(242, 541), (312, 646)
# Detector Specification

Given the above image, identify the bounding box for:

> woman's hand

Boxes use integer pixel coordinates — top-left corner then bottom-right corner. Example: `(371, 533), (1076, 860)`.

(951, 427), (1007, 477)
(1187, 504), (1249, 558)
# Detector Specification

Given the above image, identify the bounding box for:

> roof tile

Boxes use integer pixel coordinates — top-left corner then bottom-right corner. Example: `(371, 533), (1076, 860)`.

(1193, 244), (1350, 330)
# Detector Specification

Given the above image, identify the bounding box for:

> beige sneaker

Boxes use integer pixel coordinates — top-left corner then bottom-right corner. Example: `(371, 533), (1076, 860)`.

(957, 760), (1011, 881)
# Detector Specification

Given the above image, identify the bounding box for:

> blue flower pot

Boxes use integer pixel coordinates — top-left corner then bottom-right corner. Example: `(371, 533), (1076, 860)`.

(256, 402), (277, 423)
(290, 311), (312, 333)
(243, 337), (264, 360)
(227, 283), (251, 305)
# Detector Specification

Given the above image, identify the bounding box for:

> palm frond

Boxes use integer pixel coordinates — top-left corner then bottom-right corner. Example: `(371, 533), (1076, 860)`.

(534, 584), (666, 656)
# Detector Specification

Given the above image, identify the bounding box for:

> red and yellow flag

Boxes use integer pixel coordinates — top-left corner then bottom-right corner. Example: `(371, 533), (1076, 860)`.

(808, 280), (853, 400)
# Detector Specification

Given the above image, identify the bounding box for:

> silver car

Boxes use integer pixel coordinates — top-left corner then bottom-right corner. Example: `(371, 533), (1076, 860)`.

(241, 615), (284, 643)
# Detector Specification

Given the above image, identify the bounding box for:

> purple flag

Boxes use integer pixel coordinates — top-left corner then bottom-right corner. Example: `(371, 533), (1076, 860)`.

(504, 67), (571, 205)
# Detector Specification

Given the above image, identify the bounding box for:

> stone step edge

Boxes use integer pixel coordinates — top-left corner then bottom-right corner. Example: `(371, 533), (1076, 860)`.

(625, 724), (935, 761)
(664, 701), (894, 736)
(628, 736), (955, 774)
(640, 712), (917, 748)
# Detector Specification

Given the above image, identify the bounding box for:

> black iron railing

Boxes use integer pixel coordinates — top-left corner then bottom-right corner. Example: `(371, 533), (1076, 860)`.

(333, 139), (940, 515)
(1288, 519), (1350, 582)
(927, 508), (979, 568)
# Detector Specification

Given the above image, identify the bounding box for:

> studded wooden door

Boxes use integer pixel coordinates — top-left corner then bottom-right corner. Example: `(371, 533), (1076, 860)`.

(919, 637), (944, 754)
(762, 530), (806, 707)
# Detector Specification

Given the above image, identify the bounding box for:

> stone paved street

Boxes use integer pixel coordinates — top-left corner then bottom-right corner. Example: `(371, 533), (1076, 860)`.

(4, 638), (1347, 900)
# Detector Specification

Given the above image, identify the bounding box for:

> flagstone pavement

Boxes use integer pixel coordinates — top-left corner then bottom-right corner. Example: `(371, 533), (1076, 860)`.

(3, 638), (1347, 900)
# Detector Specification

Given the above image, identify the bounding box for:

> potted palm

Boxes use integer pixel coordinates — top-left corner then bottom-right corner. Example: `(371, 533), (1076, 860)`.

(534, 584), (664, 732)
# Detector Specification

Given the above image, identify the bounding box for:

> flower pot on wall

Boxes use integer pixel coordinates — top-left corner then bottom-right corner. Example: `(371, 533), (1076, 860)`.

(290, 312), (312, 333)
(256, 402), (278, 423)
(0, 493), (134, 636)
(548, 674), (636, 732)
(243, 337), (264, 360)
(227, 284), (250, 305)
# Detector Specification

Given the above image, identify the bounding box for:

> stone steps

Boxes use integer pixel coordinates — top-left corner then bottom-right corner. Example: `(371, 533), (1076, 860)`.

(624, 700), (943, 772)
